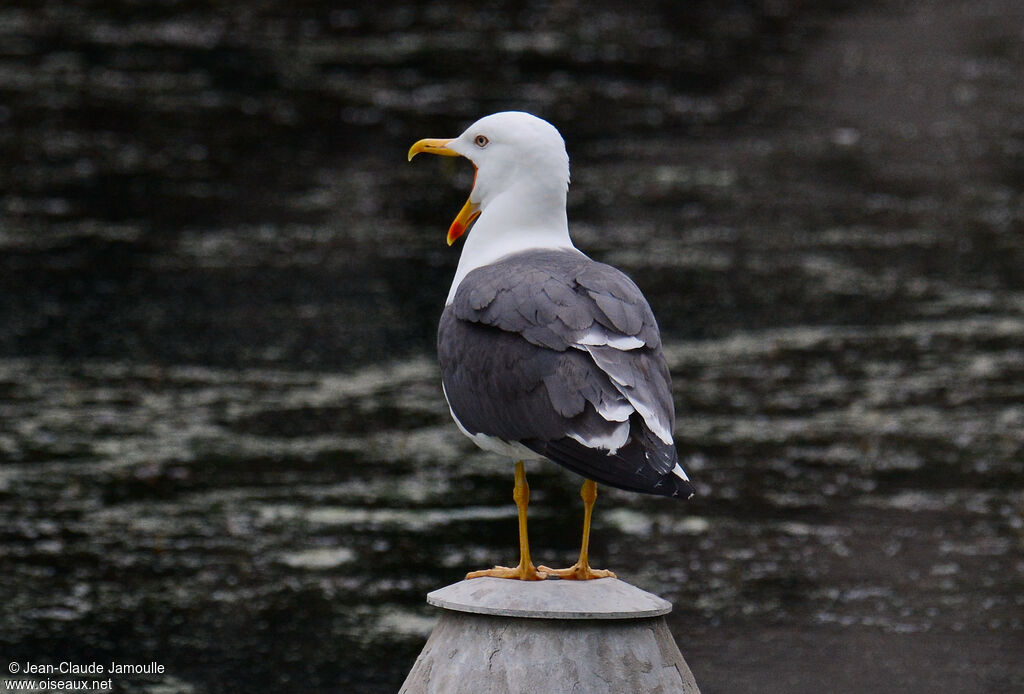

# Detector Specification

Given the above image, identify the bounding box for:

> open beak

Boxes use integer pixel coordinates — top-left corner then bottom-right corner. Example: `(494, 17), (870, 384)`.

(408, 138), (481, 246)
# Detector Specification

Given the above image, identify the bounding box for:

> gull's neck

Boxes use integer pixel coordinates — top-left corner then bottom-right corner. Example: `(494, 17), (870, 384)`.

(446, 183), (577, 305)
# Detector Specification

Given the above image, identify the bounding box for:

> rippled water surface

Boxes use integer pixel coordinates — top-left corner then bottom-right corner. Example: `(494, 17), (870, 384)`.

(2, 1), (1022, 693)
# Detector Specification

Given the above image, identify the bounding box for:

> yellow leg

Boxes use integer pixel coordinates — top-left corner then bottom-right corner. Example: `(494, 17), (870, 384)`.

(466, 461), (546, 581)
(539, 479), (616, 580)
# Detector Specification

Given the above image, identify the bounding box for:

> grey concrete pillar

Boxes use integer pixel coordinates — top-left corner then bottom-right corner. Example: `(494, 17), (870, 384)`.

(399, 577), (700, 694)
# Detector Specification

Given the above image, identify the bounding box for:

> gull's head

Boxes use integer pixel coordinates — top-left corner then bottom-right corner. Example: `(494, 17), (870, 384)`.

(408, 112), (570, 245)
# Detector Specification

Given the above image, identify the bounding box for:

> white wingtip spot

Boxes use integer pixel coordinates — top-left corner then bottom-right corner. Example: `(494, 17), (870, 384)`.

(671, 462), (690, 481)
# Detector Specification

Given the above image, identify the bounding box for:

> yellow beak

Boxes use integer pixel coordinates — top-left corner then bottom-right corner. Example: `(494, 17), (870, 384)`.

(407, 138), (461, 161)
(408, 138), (481, 246)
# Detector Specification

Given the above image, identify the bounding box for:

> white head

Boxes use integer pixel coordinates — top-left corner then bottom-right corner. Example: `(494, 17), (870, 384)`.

(408, 111), (572, 246)
(409, 112), (580, 303)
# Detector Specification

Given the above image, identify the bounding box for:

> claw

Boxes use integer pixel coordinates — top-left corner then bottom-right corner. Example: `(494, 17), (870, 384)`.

(466, 562), (548, 581)
(537, 563), (615, 581)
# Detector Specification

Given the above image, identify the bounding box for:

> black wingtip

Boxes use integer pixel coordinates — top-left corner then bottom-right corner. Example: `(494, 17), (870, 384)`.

(523, 437), (698, 499)
(668, 476), (697, 500)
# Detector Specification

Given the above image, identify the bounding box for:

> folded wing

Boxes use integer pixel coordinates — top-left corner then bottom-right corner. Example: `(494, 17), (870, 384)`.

(438, 249), (694, 499)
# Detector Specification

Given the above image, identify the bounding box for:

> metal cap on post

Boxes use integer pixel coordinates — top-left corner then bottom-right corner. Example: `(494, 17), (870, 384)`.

(399, 578), (701, 694)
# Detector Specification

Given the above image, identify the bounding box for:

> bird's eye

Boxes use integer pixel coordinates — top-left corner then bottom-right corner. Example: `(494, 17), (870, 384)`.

(474, 135), (489, 148)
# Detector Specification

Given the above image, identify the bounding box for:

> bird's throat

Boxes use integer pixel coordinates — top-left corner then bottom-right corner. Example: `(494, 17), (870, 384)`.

(446, 195), (575, 305)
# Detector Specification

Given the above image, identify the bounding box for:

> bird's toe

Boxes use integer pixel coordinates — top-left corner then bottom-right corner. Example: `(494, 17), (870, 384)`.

(537, 563), (616, 580)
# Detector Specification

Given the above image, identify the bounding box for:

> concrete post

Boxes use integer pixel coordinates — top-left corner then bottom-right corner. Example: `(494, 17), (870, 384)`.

(399, 577), (700, 694)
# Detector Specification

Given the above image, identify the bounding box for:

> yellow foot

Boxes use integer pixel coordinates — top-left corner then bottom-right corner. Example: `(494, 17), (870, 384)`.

(537, 563), (616, 580)
(466, 562), (547, 581)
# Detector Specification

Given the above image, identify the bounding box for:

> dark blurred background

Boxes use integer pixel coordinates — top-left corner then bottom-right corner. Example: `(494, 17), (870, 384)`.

(1, 1), (1022, 692)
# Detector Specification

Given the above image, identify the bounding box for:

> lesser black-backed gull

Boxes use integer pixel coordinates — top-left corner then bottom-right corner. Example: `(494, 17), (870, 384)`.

(409, 111), (695, 581)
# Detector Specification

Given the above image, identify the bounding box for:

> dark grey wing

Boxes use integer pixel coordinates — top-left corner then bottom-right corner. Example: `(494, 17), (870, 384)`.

(438, 312), (625, 443)
(438, 310), (692, 498)
(439, 249), (693, 499)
